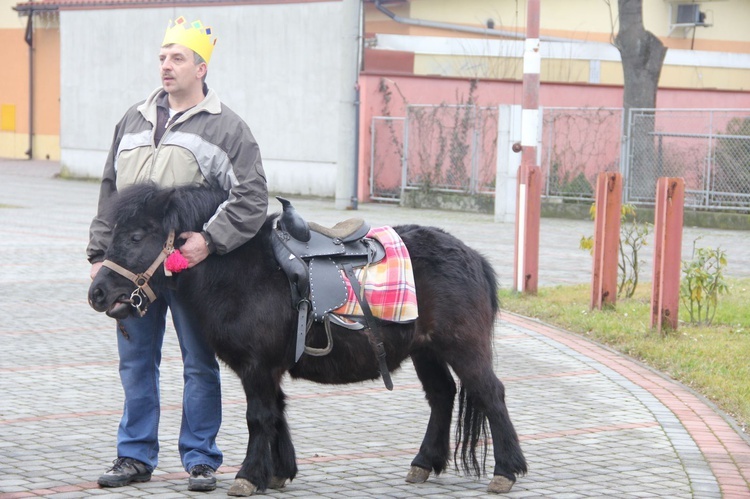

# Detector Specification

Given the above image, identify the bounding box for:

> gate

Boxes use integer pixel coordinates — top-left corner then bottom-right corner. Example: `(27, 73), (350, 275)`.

(370, 116), (404, 202)
(370, 105), (498, 202)
(541, 107), (623, 200)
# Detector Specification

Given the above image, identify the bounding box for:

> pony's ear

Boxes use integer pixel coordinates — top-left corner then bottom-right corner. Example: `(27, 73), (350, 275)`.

(159, 187), (179, 212)
(103, 189), (123, 224)
(156, 187), (180, 232)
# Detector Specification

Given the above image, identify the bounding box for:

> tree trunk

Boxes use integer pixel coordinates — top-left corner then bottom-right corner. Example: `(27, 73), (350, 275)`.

(615, 0), (667, 113)
(615, 0), (668, 200)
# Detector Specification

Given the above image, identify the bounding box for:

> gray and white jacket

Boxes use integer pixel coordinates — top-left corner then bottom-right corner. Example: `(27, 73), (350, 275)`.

(87, 86), (268, 262)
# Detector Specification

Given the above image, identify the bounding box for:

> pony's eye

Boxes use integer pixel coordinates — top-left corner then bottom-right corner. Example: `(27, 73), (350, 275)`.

(131, 233), (144, 243)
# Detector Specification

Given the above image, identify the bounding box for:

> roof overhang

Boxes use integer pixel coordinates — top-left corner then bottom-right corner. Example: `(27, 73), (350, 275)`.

(13, 0), (340, 16)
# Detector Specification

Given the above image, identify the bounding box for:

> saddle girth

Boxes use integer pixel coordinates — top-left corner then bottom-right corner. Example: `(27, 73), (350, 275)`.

(341, 262), (393, 391)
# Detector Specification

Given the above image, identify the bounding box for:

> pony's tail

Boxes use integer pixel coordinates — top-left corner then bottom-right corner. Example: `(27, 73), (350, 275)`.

(481, 254), (499, 316)
(453, 385), (489, 477)
(452, 254), (497, 477)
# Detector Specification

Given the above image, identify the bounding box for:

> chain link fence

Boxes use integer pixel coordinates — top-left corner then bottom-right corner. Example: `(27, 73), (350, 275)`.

(370, 117), (404, 202)
(370, 105), (498, 201)
(404, 104), (498, 195)
(371, 105), (750, 212)
(626, 109), (750, 211)
(541, 107), (623, 200)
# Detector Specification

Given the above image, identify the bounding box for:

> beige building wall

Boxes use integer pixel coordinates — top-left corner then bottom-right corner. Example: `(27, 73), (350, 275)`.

(366, 0), (750, 92)
(404, 0), (750, 48)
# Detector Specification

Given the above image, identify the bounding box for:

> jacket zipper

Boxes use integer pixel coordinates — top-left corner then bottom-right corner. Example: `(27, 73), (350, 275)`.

(148, 112), (184, 179)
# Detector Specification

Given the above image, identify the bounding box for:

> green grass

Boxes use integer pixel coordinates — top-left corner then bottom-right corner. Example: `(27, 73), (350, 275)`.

(58, 165), (100, 182)
(499, 278), (750, 433)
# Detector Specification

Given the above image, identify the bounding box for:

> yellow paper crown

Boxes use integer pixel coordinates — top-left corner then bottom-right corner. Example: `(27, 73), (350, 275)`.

(162, 16), (217, 64)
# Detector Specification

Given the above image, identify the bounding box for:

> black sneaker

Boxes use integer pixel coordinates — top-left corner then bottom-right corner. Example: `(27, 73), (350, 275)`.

(188, 464), (217, 492)
(98, 457), (152, 487)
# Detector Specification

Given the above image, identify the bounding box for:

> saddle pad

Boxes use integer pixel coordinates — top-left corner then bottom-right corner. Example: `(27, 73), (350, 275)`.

(332, 226), (418, 323)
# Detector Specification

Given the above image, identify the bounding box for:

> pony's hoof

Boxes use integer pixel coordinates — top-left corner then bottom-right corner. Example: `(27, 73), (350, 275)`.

(487, 475), (515, 494)
(228, 478), (257, 496)
(405, 466), (431, 483)
(269, 476), (287, 489)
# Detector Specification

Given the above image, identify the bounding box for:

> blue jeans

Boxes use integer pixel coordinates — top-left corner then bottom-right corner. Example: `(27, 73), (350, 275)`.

(115, 289), (223, 472)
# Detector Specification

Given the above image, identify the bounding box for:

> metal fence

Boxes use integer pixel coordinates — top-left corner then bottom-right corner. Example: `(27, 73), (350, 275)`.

(541, 107), (623, 200)
(625, 108), (750, 211)
(370, 116), (404, 201)
(370, 104), (498, 201)
(371, 106), (750, 212)
(404, 104), (499, 194)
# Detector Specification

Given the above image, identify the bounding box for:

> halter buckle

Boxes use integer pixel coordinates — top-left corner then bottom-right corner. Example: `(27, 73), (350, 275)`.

(130, 288), (149, 317)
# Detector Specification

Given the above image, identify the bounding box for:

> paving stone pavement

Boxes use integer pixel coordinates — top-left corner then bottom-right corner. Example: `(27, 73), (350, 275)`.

(1, 159), (749, 498)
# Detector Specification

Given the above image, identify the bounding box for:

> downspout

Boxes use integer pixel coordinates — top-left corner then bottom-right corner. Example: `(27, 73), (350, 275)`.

(351, 85), (360, 209)
(373, 0), (572, 42)
(24, 12), (34, 159)
(351, 0), (364, 210)
(336, 0), (362, 210)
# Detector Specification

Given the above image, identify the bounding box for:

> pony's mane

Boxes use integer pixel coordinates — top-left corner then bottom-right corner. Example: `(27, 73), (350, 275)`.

(111, 183), (225, 233)
(111, 183), (277, 237)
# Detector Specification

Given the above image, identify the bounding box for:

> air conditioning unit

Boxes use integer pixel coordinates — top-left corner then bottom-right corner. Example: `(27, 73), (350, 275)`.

(669, 2), (710, 34)
(676, 4), (701, 24)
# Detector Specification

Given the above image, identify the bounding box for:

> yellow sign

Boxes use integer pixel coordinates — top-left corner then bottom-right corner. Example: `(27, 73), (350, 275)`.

(1, 105), (16, 132)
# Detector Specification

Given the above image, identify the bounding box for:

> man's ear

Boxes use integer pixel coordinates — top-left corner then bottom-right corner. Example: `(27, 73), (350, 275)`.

(196, 62), (208, 80)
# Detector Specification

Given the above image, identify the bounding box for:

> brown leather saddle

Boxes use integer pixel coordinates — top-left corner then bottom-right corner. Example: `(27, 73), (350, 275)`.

(271, 197), (393, 389)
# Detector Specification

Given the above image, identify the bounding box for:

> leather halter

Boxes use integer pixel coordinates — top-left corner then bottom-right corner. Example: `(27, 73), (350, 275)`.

(101, 230), (176, 316)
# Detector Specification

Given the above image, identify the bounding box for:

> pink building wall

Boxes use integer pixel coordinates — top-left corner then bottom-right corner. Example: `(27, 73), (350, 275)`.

(357, 72), (750, 202)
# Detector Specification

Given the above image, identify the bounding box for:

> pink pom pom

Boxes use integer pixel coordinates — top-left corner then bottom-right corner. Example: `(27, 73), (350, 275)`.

(165, 250), (190, 273)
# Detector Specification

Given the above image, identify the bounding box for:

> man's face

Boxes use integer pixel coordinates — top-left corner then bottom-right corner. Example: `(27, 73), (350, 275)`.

(159, 44), (205, 96)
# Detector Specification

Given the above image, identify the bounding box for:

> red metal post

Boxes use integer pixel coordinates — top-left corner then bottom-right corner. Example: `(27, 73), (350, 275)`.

(591, 173), (622, 310)
(650, 177), (685, 333)
(513, 0), (541, 294)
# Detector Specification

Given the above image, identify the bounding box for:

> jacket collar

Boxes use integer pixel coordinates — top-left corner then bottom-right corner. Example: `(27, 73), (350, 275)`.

(138, 84), (221, 125)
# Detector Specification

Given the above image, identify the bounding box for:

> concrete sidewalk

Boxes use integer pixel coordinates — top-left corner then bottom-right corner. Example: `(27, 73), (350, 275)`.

(1, 159), (748, 498)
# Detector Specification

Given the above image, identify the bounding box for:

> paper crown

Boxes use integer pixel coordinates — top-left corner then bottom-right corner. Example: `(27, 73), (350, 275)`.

(162, 16), (217, 64)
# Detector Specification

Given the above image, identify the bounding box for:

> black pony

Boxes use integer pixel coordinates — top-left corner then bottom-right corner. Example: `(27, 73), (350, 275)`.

(88, 183), (527, 495)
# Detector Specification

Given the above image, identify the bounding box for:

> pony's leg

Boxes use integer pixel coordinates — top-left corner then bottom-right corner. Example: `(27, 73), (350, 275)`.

(406, 350), (457, 483)
(269, 389), (297, 489)
(451, 362), (527, 494)
(228, 369), (280, 497)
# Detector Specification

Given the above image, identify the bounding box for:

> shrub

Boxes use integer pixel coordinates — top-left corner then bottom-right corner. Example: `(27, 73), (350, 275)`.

(579, 204), (650, 299)
(680, 240), (729, 325)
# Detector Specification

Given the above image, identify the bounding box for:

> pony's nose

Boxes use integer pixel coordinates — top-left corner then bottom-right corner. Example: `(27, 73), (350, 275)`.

(88, 285), (106, 309)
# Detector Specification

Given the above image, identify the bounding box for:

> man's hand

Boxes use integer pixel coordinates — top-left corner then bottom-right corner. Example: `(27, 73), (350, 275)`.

(178, 231), (210, 268)
(90, 261), (104, 280)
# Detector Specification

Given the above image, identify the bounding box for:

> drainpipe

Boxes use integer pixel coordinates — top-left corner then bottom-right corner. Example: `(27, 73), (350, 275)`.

(335, 0), (362, 210)
(351, 0), (364, 210)
(24, 12), (34, 159)
(373, 0), (570, 41)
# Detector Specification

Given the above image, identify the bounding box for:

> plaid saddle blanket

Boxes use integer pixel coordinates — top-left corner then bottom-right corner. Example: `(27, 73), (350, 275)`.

(332, 226), (418, 323)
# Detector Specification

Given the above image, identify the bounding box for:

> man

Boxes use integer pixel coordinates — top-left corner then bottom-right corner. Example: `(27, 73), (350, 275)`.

(87, 16), (268, 492)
